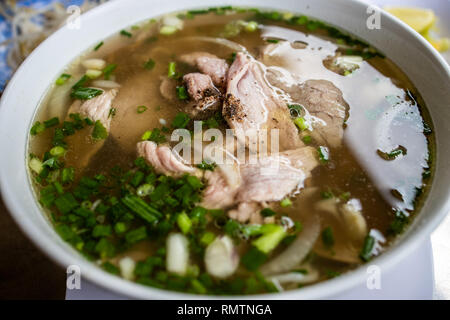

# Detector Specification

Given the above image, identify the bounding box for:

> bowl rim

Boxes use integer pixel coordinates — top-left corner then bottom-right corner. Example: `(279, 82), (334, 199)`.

(0, 0), (449, 299)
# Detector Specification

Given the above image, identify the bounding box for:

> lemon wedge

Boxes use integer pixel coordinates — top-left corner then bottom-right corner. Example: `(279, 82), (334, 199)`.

(385, 6), (449, 52)
(385, 6), (435, 33)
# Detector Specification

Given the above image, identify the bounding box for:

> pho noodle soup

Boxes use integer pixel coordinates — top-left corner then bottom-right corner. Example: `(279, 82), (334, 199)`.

(27, 7), (434, 295)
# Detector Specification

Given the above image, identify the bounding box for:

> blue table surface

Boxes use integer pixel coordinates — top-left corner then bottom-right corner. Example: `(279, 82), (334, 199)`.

(0, 0), (86, 91)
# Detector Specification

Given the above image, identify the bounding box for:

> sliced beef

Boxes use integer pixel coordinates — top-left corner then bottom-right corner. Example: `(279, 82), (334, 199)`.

(223, 52), (303, 152)
(68, 89), (118, 131)
(183, 73), (219, 102)
(202, 146), (319, 222)
(137, 141), (195, 176)
(178, 52), (229, 88)
(159, 76), (177, 101)
(179, 51), (218, 67)
(292, 80), (348, 148)
(228, 202), (263, 224)
(201, 169), (238, 209)
(196, 56), (229, 88)
(237, 146), (319, 203)
(259, 42), (349, 148)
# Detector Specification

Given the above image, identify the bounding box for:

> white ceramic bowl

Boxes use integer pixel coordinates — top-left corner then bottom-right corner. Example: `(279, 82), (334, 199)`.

(0, 0), (449, 299)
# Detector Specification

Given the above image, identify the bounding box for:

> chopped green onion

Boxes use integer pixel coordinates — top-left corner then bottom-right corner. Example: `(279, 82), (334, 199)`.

(360, 234), (375, 261)
(302, 135), (312, 144)
(141, 130), (152, 141)
(30, 121), (46, 135)
(191, 279), (207, 294)
(55, 74), (71, 85)
(167, 62), (177, 78)
(200, 232), (216, 246)
(196, 161), (216, 171)
(92, 120), (108, 140)
(294, 117), (308, 131)
(266, 39), (279, 43)
(295, 16), (308, 25)
(241, 247), (268, 271)
(108, 108), (116, 118)
(288, 104), (303, 113)
(92, 225), (112, 238)
(340, 192), (351, 201)
(54, 193), (78, 214)
(50, 146), (66, 157)
(137, 105), (148, 114)
(322, 227), (335, 248)
(318, 146), (330, 163)
(280, 198), (292, 207)
(171, 112), (190, 129)
(103, 63), (117, 80)
(29, 158), (43, 174)
(176, 86), (188, 100)
(388, 210), (409, 235)
(72, 75), (89, 89)
(114, 222), (127, 234)
(160, 25), (178, 35)
(61, 167), (75, 184)
(260, 208), (277, 217)
(94, 41), (104, 51)
(321, 190), (334, 199)
(137, 184), (154, 197)
(102, 262), (119, 275)
(125, 226), (147, 244)
(86, 69), (102, 79)
(121, 195), (162, 224)
(44, 117), (60, 128)
(71, 87), (103, 100)
(120, 30), (132, 37)
(252, 224), (286, 254)
(144, 59), (155, 70)
(177, 212), (192, 234)
(245, 21), (258, 32)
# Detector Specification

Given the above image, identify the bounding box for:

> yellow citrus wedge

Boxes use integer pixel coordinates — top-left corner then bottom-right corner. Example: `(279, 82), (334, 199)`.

(384, 6), (436, 33)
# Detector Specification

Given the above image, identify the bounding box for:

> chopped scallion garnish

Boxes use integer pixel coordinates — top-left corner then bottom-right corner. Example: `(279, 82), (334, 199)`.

(137, 105), (148, 114)
(55, 74), (71, 85)
(120, 30), (132, 38)
(144, 59), (155, 70)
(71, 87), (103, 100)
(94, 41), (104, 51)
(168, 62), (177, 78)
(176, 86), (188, 100)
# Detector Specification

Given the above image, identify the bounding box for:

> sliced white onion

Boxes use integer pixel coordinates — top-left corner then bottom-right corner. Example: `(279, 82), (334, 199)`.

(335, 55), (363, 71)
(82, 58), (106, 70)
(341, 200), (367, 241)
(269, 269), (320, 284)
(204, 235), (239, 279)
(260, 215), (320, 275)
(91, 80), (121, 89)
(119, 257), (136, 281)
(315, 197), (340, 216)
(166, 233), (189, 276)
(162, 15), (184, 30)
(29, 158), (43, 174)
(86, 69), (102, 79)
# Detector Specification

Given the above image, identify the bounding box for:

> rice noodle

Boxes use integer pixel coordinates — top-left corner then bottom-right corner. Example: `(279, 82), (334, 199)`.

(91, 80), (121, 89)
(181, 36), (248, 53)
(269, 268), (320, 284)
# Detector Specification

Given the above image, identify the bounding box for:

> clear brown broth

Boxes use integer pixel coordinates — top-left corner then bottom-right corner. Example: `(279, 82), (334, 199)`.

(29, 10), (434, 291)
